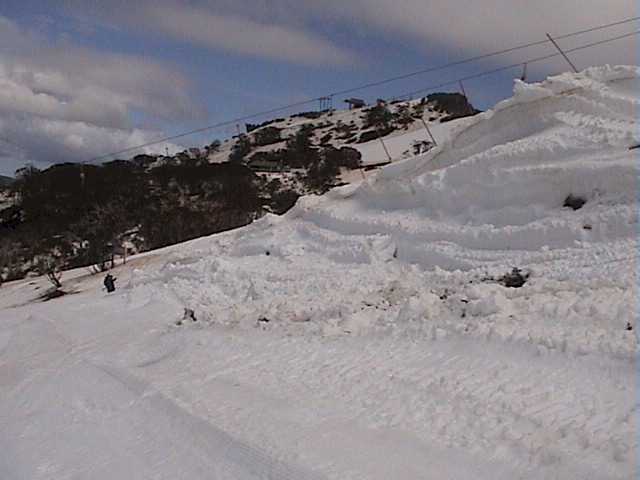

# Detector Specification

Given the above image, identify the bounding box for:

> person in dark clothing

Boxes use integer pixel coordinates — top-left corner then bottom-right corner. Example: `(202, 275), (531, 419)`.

(104, 274), (116, 293)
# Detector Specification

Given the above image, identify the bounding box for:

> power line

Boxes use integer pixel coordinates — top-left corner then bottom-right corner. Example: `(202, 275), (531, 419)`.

(87, 16), (640, 164)
(309, 27), (640, 151)
(87, 98), (321, 163)
(546, 33), (579, 73)
(329, 16), (640, 98)
(401, 29), (640, 99)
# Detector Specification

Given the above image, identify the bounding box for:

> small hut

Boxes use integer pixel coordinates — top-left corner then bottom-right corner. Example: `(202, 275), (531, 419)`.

(344, 98), (366, 109)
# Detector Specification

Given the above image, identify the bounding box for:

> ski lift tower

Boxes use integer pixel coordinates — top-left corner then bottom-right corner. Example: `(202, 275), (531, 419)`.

(319, 96), (333, 112)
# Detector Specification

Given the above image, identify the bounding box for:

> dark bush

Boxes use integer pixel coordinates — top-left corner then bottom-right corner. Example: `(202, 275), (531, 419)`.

(322, 146), (362, 169)
(291, 111), (323, 120)
(319, 132), (333, 145)
(247, 150), (286, 172)
(270, 189), (300, 214)
(229, 134), (252, 163)
(363, 104), (393, 129)
(252, 127), (283, 147)
(427, 92), (480, 122)
(498, 268), (529, 288)
(563, 194), (586, 210)
(284, 126), (319, 169)
(357, 126), (394, 144)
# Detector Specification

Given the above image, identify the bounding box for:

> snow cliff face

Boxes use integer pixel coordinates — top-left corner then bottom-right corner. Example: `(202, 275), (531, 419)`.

(0, 66), (637, 480)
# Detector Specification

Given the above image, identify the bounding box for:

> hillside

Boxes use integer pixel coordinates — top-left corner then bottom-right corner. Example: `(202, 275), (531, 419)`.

(0, 93), (476, 282)
(0, 175), (13, 188)
(0, 65), (637, 479)
(211, 92), (476, 171)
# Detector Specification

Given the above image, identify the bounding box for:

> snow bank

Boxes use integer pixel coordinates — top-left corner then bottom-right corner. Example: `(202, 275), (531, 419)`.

(0, 66), (637, 480)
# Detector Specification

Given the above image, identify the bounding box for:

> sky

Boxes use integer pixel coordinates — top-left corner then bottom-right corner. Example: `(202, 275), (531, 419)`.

(0, 0), (637, 176)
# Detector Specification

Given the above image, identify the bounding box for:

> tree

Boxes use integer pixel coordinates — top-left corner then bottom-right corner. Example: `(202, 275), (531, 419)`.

(3, 131), (310, 283)
(394, 104), (414, 129)
(229, 135), (252, 163)
(322, 146), (362, 170)
(363, 104), (393, 130)
(13, 165), (44, 221)
(205, 140), (221, 156)
(47, 268), (62, 289)
(252, 127), (282, 147)
(72, 202), (129, 272)
(305, 159), (339, 193)
(175, 150), (193, 164)
(35, 255), (63, 289)
(302, 146), (345, 193)
(285, 125), (319, 168)
(132, 154), (157, 169)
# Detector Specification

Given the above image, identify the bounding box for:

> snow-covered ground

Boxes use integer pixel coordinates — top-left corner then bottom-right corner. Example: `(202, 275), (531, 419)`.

(209, 95), (455, 168)
(352, 116), (467, 166)
(1, 65), (637, 479)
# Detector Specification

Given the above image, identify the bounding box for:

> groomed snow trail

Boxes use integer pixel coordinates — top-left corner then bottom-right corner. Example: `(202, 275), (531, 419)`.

(0, 66), (637, 479)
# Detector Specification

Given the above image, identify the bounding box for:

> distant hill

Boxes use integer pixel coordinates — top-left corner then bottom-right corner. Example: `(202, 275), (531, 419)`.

(0, 175), (14, 188)
(206, 92), (479, 170)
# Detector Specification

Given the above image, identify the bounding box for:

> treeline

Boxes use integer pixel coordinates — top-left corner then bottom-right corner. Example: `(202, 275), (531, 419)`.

(0, 160), (298, 282)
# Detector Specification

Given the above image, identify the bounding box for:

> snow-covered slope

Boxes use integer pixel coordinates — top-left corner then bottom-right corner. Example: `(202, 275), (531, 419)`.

(0, 65), (637, 479)
(209, 95), (467, 168)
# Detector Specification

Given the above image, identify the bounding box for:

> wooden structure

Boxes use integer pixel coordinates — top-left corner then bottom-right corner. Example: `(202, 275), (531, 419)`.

(344, 98), (366, 109)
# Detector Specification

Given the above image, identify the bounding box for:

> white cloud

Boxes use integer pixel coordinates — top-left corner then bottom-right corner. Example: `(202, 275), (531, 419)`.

(300, 0), (637, 70)
(0, 114), (180, 174)
(145, 4), (356, 66)
(66, 0), (357, 67)
(69, 0), (637, 89)
(0, 16), (195, 175)
(147, 1), (637, 71)
(0, 67), (129, 129)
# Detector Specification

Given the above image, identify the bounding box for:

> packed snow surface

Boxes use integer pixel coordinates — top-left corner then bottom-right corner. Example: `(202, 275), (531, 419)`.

(1, 65), (638, 479)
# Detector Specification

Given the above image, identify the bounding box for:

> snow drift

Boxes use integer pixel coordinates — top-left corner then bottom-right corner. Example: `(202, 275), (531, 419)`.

(0, 66), (638, 479)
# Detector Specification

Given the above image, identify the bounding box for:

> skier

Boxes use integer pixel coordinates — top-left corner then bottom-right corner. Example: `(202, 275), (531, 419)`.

(104, 274), (116, 293)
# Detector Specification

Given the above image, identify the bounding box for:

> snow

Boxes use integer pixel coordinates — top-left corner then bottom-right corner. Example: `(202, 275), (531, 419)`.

(0, 65), (638, 479)
(352, 118), (466, 166)
(209, 95), (456, 172)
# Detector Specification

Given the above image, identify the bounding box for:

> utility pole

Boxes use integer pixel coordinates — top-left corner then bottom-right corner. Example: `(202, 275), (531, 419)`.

(546, 33), (579, 73)
(458, 80), (474, 115)
(319, 96), (333, 112)
(419, 118), (438, 147)
(520, 62), (528, 82)
(458, 80), (468, 99)
(375, 125), (392, 163)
